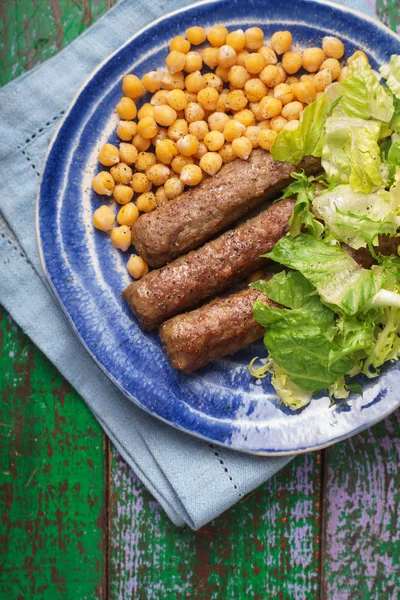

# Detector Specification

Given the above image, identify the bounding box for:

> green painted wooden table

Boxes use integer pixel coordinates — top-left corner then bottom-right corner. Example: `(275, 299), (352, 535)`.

(1, 2), (400, 598)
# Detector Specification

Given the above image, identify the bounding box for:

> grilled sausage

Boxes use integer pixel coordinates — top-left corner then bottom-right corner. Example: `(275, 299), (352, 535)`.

(132, 151), (321, 267)
(159, 239), (400, 373)
(122, 198), (295, 330)
(159, 287), (275, 373)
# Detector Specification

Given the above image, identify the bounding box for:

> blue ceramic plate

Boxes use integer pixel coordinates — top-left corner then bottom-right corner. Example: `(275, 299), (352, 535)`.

(37, 0), (400, 455)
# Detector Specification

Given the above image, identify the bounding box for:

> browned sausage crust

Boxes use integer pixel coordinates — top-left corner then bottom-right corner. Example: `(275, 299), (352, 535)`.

(132, 151), (321, 267)
(159, 287), (276, 373)
(122, 198), (295, 330)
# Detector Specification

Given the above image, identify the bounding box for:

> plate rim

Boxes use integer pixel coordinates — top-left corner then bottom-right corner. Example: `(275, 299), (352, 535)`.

(36, 0), (400, 456)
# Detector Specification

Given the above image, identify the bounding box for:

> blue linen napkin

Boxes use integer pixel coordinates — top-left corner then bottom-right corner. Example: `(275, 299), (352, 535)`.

(0, 0), (376, 529)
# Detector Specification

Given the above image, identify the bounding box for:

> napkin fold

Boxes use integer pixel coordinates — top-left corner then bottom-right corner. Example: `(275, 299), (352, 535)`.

(0, 0), (376, 529)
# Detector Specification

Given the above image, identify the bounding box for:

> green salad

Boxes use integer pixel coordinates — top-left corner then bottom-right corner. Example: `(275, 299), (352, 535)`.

(250, 53), (400, 409)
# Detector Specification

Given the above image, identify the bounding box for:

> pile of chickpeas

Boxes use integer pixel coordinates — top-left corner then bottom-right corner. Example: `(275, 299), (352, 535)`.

(92, 24), (353, 279)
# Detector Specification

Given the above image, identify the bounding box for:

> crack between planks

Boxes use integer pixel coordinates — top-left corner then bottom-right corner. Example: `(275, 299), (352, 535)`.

(318, 448), (329, 600)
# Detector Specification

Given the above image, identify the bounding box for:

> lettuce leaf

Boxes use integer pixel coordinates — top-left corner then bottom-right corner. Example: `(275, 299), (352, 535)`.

(363, 306), (400, 376)
(321, 117), (383, 192)
(380, 54), (400, 100)
(270, 93), (332, 164)
(265, 234), (386, 315)
(312, 184), (399, 250)
(280, 172), (324, 238)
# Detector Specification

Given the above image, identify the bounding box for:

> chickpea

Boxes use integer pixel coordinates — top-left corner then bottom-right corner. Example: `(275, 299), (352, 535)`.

(151, 90), (169, 106)
(93, 205), (115, 232)
(142, 70), (163, 93)
(134, 152), (156, 172)
(184, 51), (203, 73)
(283, 119), (300, 131)
(223, 119), (246, 141)
(270, 31), (292, 55)
(244, 78), (267, 102)
(186, 26), (207, 45)
(229, 65), (251, 89)
(167, 119), (189, 141)
(98, 143), (119, 167)
(245, 52), (266, 74)
(281, 100), (303, 121)
(259, 65), (281, 87)
(215, 65), (231, 82)
(314, 68), (332, 91)
(185, 70), (206, 93)
(193, 141), (208, 160)
(249, 101), (263, 121)
(122, 74), (144, 99)
(132, 134), (151, 152)
(162, 71), (185, 90)
(116, 96), (137, 120)
(202, 46), (220, 69)
(234, 108), (255, 127)
(137, 116), (158, 139)
(180, 164), (203, 186)
(226, 29), (246, 51)
(276, 64), (287, 84)
(282, 51), (302, 75)
(208, 112), (230, 133)
(185, 102), (206, 123)
(207, 25), (228, 47)
(177, 134), (200, 156)
(245, 27), (264, 50)
(291, 81), (316, 104)
(127, 255), (149, 279)
(185, 91), (198, 103)
(113, 183), (133, 205)
(110, 162), (133, 184)
(200, 151), (223, 176)
(153, 105), (177, 127)
(110, 225), (132, 251)
(166, 50), (186, 74)
(232, 136), (253, 159)
(322, 36), (345, 59)
(204, 130), (225, 151)
(171, 155), (194, 174)
(300, 73), (315, 83)
(203, 72), (224, 92)
(227, 89), (248, 111)
(216, 90), (229, 112)
(259, 96), (282, 119)
(337, 66), (348, 82)
(155, 139), (178, 165)
(321, 58), (342, 81)
(151, 128), (168, 146)
(219, 143), (236, 163)
(164, 176), (185, 199)
(137, 104), (153, 121)
(155, 185), (168, 205)
(136, 191), (157, 213)
(117, 203), (139, 227)
(273, 83), (294, 105)
(302, 48), (325, 73)
(170, 35), (190, 54)
(270, 115), (288, 132)
(146, 164), (171, 186)
(117, 120), (137, 141)
(245, 125), (261, 148)
(131, 172), (152, 194)
(258, 128), (277, 151)
(259, 119), (271, 129)
(92, 171), (115, 196)
(119, 142), (138, 165)
(218, 45), (237, 68)
(189, 119), (210, 139)
(197, 87), (220, 111)
(286, 75), (299, 84)
(236, 49), (250, 67)
(166, 89), (187, 112)
(258, 46), (278, 65)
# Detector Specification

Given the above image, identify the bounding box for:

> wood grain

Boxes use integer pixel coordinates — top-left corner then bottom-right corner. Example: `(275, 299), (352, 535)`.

(109, 448), (322, 599)
(0, 310), (107, 599)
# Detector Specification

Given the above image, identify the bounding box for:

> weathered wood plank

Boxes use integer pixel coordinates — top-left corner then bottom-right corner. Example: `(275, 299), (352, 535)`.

(109, 448), (321, 599)
(0, 310), (107, 599)
(322, 411), (400, 599)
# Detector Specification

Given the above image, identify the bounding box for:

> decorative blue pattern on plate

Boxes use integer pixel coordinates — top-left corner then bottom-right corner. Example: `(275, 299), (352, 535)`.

(37, 0), (400, 455)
